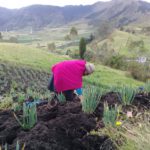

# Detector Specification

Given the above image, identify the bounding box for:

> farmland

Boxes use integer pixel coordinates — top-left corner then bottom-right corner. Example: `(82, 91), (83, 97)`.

(0, 10), (150, 150)
(0, 41), (149, 150)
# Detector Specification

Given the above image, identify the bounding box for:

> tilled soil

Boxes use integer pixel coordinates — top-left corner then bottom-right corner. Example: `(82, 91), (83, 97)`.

(0, 100), (115, 150)
(0, 92), (149, 150)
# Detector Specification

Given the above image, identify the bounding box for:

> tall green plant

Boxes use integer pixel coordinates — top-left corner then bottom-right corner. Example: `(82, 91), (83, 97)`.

(14, 103), (37, 130)
(17, 93), (25, 104)
(4, 144), (7, 150)
(103, 102), (119, 126)
(79, 37), (86, 59)
(57, 93), (66, 103)
(82, 86), (103, 114)
(16, 141), (19, 150)
(144, 80), (150, 93)
(117, 86), (135, 105)
(0, 141), (25, 150)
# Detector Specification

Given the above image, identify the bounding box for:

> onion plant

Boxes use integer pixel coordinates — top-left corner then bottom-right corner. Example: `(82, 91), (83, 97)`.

(12, 102), (22, 112)
(17, 93), (25, 104)
(14, 102), (37, 130)
(103, 102), (119, 126)
(117, 86), (135, 105)
(57, 93), (66, 103)
(4, 144), (7, 150)
(0, 141), (25, 150)
(0, 143), (8, 150)
(144, 80), (150, 94)
(82, 86), (103, 114)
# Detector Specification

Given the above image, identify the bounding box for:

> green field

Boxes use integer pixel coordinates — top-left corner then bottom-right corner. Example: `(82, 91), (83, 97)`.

(0, 43), (68, 70)
(0, 9), (149, 150)
(97, 29), (150, 57)
(0, 43), (143, 88)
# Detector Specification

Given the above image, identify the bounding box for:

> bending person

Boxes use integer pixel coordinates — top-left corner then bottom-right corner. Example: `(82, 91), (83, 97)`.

(48, 59), (95, 101)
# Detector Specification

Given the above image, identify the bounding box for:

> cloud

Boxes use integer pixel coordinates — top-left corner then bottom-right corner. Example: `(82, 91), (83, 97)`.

(0, 0), (110, 9)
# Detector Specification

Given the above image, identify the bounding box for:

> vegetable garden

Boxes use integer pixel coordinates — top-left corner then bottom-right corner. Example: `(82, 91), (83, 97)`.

(0, 78), (150, 149)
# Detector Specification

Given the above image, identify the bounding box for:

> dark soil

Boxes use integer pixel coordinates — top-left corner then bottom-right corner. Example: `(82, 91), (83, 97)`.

(0, 100), (116, 150)
(0, 92), (149, 150)
(94, 92), (150, 119)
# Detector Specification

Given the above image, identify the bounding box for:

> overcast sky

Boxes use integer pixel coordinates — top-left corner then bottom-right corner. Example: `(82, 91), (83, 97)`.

(0, 0), (150, 9)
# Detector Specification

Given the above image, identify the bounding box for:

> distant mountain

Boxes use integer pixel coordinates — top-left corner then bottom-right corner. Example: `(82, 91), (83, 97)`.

(0, 0), (150, 30)
(87, 0), (150, 27)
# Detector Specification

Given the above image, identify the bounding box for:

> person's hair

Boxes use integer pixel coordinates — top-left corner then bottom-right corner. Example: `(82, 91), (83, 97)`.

(85, 63), (95, 74)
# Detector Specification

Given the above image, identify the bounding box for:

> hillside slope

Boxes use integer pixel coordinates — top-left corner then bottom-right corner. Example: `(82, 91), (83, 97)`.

(0, 43), (143, 90)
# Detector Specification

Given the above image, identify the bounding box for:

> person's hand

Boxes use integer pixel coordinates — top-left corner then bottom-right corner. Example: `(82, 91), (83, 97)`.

(79, 95), (83, 103)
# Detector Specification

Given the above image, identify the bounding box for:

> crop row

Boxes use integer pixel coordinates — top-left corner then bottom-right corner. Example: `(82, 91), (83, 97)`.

(0, 62), (50, 95)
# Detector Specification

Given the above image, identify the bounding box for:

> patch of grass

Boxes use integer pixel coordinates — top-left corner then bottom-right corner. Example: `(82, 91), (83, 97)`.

(96, 30), (150, 57)
(121, 120), (150, 150)
(84, 64), (143, 89)
(0, 97), (13, 110)
(90, 112), (150, 150)
(0, 43), (143, 90)
(0, 43), (68, 71)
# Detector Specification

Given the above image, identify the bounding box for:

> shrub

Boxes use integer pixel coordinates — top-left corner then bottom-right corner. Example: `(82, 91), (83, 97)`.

(64, 34), (71, 40)
(84, 50), (95, 61)
(127, 39), (147, 52)
(69, 49), (80, 59)
(47, 43), (56, 51)
(127, 62), (149, 82)
(104, 54), (126, 70)
(9, 36), (18, 43)
(70, 27), (78, 37)
(0, 32), (2, 40)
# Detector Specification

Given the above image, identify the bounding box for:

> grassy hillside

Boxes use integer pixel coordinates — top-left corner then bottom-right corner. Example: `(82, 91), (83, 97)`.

(0, 43), (68, 70)
(97, 30), (150, 57)
(0, 43), (143, 89)
(84, 64), (143, 89)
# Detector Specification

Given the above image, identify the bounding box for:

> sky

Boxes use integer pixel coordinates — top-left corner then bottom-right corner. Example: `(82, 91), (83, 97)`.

(0, 0), (150, 9)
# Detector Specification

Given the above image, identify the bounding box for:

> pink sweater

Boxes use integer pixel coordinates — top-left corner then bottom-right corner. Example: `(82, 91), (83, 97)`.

(52, 60), (86, 92)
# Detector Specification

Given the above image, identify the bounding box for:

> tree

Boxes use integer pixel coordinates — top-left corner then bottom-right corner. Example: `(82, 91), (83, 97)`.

(9, 36), (18, 43)
(64, 34), (71, 40)
(70, 27), (78, 37)
(0, 32), (2, 40)
(47, 43), (56, 51)
(97, 21), (114, 40)
(79, 37), (86, 59)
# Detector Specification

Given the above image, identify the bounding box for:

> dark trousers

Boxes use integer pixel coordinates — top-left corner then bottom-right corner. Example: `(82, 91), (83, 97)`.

(48, 74), (55, 92)
(48, 74), (74, 101)
(63, 90), (74, 101)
